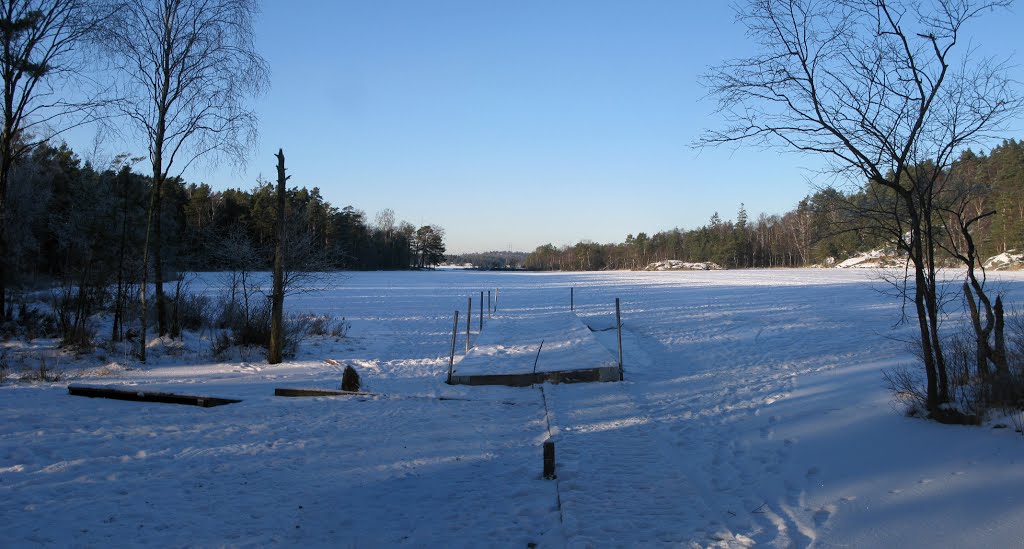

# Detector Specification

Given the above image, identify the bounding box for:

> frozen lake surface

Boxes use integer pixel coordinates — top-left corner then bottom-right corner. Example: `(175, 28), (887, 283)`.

(3, 268), (1024, 547)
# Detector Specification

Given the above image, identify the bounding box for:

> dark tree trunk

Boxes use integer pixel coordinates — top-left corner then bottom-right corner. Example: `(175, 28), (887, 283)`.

(139, 180), (159, 362)
(0, 129), (13, 322)
(154, 176), (166, 336)
(268, 149), (288, 364)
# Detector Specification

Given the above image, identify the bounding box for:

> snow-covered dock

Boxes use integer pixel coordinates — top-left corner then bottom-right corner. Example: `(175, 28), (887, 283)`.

(448, 311), (620, 386)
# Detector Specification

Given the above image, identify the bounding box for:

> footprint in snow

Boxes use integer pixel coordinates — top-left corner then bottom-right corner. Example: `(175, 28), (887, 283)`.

(813, 506), (834, 527)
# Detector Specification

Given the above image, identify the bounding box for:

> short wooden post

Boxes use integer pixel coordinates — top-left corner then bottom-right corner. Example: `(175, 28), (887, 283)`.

(494, 288), (499, 312)
(543, 439), (556, 479)
(570, 287), (574, 311)
(479, 291), (484, 331)
(466, 297), (472, 353)
(615, 298), (623, 381)
(488, 290), (492, 318)
(447, 310), (459, 384)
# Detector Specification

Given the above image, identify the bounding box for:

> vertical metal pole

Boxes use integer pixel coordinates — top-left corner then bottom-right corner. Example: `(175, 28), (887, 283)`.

(466, 297), (472, 353)
(494, 288), (499, 312)
(447, 310), (459, 384)
(571, 287), (574, 311)
(479, 291), (483, 331)
(616, 298), (623, 381)
(488, 290), (492, 318)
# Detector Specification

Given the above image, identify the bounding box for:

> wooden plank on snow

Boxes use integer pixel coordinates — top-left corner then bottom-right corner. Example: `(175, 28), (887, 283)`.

(68, 385), (241, 407)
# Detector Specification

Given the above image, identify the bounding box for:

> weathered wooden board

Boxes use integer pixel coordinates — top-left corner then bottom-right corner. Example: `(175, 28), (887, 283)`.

(448, 365), (619, 387)
(274, 387), (517, 405)
(273, 388), (374, 398)
(68, 385), (241, 407)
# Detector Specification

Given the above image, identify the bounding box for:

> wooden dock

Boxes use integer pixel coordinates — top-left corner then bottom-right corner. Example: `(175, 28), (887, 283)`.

(448, 312), (620, 387)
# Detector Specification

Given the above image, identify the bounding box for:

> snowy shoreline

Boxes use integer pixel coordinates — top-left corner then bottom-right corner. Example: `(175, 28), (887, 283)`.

(3, 269), (1024, 547)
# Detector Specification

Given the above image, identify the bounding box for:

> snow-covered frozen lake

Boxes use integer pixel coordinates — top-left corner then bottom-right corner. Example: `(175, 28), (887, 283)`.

(3, 268), (1024, 547)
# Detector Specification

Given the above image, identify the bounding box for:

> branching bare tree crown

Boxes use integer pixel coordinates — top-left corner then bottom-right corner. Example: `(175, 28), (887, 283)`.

(101, 0), (268, 355)
(0, 0), (109, 320)
(702, 0), (1021, 186)
(701, 0), (1022, 419)
(1, 0), (104, 160)
(103, 0), (269, 179)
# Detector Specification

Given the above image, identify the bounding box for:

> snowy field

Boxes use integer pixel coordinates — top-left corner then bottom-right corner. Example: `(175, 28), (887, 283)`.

(3, 269), (1024, 548)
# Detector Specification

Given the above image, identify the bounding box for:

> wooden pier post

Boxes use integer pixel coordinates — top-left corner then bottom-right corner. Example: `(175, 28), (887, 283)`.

(571, 287), (574, 311)
(479, 291), (484, 331)
(448, 310), (459, 384)
(543, 439), (556, 479)
(616, 298), (623, 381)
(466, 297), (472, 353)
(488, 290), (492, 318)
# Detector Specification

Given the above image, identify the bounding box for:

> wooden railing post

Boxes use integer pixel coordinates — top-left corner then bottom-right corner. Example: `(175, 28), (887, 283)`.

(543, 439), (556, 479)
(447, 310), (459, 384)
(616, 298), (623, 381)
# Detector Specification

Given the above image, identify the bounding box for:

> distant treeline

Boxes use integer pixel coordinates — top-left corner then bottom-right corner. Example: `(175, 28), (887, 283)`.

(523, 140), (1024, 271)
(446, 251), (528, 270)
(5, 141), (446, 293)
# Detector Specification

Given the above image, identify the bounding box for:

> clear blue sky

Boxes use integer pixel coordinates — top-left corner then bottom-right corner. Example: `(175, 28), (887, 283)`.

(70, 1), (1024, 253)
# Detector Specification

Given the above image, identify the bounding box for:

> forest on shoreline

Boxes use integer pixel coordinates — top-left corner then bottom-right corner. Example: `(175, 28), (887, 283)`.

(7, 141), (447, 296)
(518, 140), (1024, 271)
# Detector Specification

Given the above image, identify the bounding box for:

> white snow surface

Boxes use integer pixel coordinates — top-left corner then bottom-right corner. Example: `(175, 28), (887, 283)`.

(454, 312), (616, 376)
(4, 269), (1024, 547)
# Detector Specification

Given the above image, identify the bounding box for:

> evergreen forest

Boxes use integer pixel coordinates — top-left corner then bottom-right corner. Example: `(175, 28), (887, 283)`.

(523, 140), (1024, 271)
(5, 141), (448, 300)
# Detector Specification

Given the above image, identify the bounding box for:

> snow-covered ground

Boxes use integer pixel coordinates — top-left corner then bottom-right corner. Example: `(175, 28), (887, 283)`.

(3, 269), (1024, 548)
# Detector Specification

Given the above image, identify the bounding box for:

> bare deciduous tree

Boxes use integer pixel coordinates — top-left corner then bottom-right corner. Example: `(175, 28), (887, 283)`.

(103, 0), (268, 360)
(0, 0), (108, 320)
(702, 0), (1022, 418)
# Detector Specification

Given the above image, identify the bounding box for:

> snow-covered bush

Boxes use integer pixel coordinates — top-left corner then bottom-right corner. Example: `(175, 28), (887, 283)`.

(1, 302), (58, 342)
(887, 322), (1024, 425)
(293, 313), (350, 338)
(51, 284), (103, 352)
(171, 291), (214, 335)
(210, 300), (318, 361)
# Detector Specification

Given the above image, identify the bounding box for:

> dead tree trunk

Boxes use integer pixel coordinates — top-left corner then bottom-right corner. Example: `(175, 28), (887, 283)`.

(268, 149), (289, 364)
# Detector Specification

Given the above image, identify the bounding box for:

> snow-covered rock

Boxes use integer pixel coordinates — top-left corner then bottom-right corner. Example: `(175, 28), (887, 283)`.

(835, 247), (904, 269)
(643, 259), (723, 271)
(984, 251), (1024, 271)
